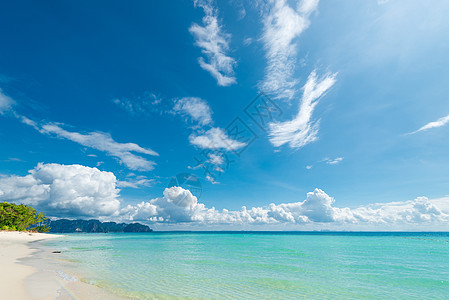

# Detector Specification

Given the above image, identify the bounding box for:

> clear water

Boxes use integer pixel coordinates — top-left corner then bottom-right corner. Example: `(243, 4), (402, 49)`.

(44, 232), (449, 299)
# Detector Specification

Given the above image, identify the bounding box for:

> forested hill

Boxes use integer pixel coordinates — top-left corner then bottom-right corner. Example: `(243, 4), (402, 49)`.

(44, 219), (152, 233)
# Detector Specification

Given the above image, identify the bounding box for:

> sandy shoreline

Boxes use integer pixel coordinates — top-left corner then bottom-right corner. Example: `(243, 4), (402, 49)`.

(0, 231), (125, 300)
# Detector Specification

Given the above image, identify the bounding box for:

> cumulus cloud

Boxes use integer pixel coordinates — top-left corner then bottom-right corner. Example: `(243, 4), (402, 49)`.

(39, 124), (158, 171)
(260, 0), (319, 100)
(350, 197), (449, 225)
(269, 70), (337, 148)
(0, 88), (14, 114)
(189, 127), (246, 151)
(120, 186), (449, 229)
(121, 186), (229, 223)
(0, 163), (121, 218)
(2, 165), (448, 229)
(409, 113), (449, 134)
(173, 97), (213, 126)
(189, 0), (237, 86)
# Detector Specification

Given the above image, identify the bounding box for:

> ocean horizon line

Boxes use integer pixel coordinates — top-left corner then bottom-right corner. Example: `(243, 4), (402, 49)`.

(64, 230), (449, 235)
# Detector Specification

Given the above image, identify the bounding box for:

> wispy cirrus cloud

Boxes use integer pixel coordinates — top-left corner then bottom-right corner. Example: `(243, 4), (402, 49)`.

(40, 123), (158, 171)
(189, 0), (237, 86)
(260, 0), (319, 101)
(1, 90), (158, 171)
(409, 113), (449, 134)
(117, 176), (154, 189)
(269, 70), (337, 148)
(259, 1), (338, 149)
(172, 96), (246, 152)
(173, 97), (213, 126)
(113, 92), (163, 116)
(0, 88), (14, 114)
(324, 157), (343, 165)
(189, 127), (245, 151)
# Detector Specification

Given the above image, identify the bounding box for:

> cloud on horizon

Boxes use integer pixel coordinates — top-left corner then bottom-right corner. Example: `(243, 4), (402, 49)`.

(0, 163), (121, 218)
(108, 187), (449, 229)
(189, 0), (237, 86)
(1, 163), (449, 230)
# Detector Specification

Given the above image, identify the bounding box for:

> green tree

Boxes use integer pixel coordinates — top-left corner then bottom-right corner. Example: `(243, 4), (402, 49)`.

(0, 202), (51, 232)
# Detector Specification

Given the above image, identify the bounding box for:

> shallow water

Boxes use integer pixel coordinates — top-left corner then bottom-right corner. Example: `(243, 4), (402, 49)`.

(43, 232), (449, 299)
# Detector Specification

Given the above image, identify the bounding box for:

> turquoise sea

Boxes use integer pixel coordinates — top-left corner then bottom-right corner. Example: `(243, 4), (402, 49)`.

(43, 232), (449, 299)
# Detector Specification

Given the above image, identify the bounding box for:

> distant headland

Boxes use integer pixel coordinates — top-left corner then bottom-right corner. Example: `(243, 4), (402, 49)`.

(42, 219), (152, 233)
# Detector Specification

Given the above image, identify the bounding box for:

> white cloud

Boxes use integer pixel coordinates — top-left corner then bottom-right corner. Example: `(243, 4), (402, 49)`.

(171, 96), (243, 153)
(259, 1), (337, 151)
(120, 186), (449, 229)
(120, 186), (208, 222)
(305, 165), (312, 169)
(0, 163), (121, 218)
(2, 91), (158, 171)
(205, 175), (220, 184)
(350, 197), (449, 226)
(189, 0), (237, 86)
(208, 153), (225, 174)
(238, 7), (246, 19)
(113, 92), (163, 116)
(409, 113), (449, 134)
(2, 165), (449, 229)
(117, 177), (154, 189)
(324, 157), (343, 165)
(0, 88), (14, 114)
(297, 0), (319, 15)
(189, 127), (246, 151)
(208, 153), (224, 165)
(260, 0), (319, 100)
(39, 123), (158, 171)
(243, 37), (253, 46)
(173, 97), (213, 126)
(377, 0), (390, 5)
(269, 70), (337, 148)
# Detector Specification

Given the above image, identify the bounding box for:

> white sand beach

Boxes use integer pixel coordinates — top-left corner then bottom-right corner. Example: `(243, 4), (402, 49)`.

(0, 231), (125, 300)
(0, 231), (58, 299)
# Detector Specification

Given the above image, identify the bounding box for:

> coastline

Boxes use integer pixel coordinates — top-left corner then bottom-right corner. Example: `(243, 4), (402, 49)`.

(0, 231), (125, 300)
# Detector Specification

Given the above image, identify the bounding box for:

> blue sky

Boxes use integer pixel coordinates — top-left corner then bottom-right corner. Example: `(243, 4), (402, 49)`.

(1, 0), (449, 230)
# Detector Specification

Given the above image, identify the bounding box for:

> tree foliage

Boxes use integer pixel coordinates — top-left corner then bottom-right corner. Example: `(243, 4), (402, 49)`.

(0, 202), (50, 232)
